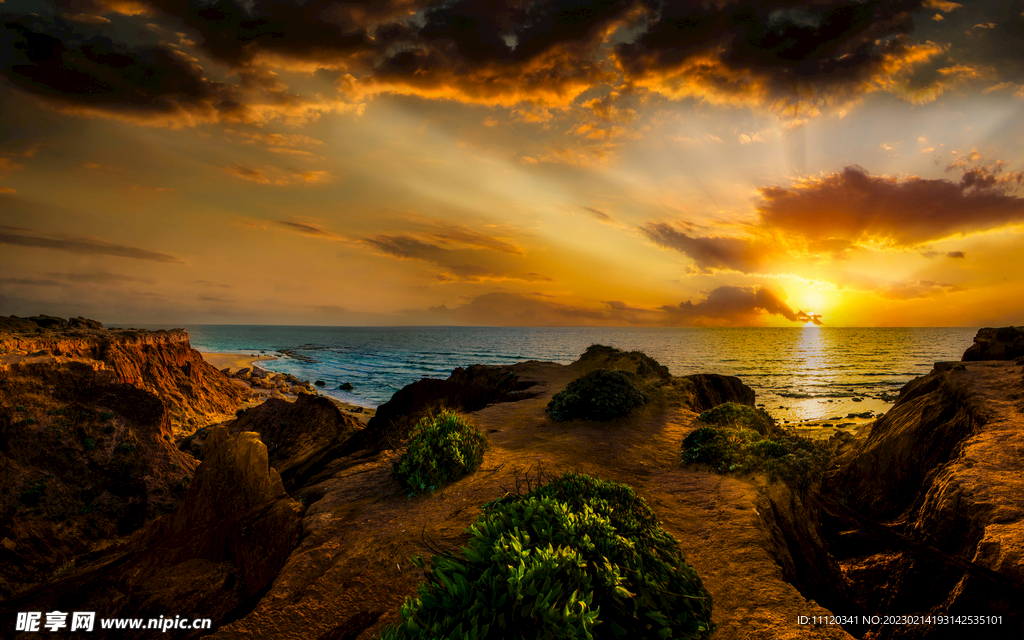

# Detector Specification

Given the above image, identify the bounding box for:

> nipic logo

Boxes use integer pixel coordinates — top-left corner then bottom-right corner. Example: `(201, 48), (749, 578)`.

(15, 611), (95, 632)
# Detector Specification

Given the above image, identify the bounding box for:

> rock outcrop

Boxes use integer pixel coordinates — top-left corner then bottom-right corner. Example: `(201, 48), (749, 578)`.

(819, 358), (1024, 638)
(0, 318), (246, 598)
(961, 325), (1024, 361)
(228, 394), (363, 490)
(0, 427), (302, 639)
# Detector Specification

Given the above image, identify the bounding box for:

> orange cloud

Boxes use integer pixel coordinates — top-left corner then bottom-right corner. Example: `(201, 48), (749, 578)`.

(222, 163), (333, 186)
(757, 165), (1024, 246)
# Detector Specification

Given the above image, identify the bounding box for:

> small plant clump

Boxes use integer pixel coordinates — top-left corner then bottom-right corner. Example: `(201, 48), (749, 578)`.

(682, 403), (832, 490)
(697, 402), (778, 435)
(392, 410), (488, 495)
(547, 368), (648, 422)
(378, 472), (714, 640)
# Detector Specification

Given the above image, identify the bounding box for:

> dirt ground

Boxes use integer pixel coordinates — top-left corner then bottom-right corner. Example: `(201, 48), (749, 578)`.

(211, 358), (852, 640)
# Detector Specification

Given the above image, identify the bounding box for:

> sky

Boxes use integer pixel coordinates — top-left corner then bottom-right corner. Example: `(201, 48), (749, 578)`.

(1, 0), (1023, 327)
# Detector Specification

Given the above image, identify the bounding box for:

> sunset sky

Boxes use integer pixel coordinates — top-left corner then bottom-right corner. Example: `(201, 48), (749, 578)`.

(2, 0), (1023, 326)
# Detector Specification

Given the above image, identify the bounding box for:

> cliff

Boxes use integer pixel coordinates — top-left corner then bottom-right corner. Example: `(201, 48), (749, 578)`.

(821, 358), (1024, 638)
(0, 315), (245, 431)
(0, 316), (246, 599)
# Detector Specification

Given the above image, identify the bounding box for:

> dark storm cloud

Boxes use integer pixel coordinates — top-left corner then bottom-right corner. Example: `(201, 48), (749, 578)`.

(617, 1), (935, 102)
(640, 222), (774, 273)
(0, 13), (243, 123)
(5, 0), (986, 120)
(757, 165), (1024, 245)
(663, 285), (822, 325)
(0, 228), (185, 262)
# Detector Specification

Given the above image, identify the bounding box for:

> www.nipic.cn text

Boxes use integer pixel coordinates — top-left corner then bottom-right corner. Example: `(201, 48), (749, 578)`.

(15, 611), (213, 633)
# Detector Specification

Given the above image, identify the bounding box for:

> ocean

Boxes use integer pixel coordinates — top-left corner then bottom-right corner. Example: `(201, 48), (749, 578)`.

(138, 325), (978, 424)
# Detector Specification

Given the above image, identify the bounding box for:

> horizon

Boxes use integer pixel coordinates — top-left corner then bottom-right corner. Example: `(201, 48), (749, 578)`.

(2, 1), (1024, 328)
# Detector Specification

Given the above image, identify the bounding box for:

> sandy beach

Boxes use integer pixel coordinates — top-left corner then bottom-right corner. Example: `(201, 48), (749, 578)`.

(199, 351), (278, 372)
(200, 351), (376, 423)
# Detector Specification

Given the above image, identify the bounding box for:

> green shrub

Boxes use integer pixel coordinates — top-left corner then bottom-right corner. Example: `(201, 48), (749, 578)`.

(547, 369), (648, 422)
(392, 410), (488, 495)
(682, 405), (832, 490)
(83, 437), (96, 452)
(698, 402), (779, 436)
(378, 473), (713, 640)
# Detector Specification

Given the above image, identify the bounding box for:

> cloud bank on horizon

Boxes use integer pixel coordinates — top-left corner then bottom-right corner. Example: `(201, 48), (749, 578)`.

(1, 0), (1023, 326)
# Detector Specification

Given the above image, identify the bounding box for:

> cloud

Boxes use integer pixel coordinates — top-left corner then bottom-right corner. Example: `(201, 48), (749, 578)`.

(946, 250), (966, 258)
(614, 1), (950, 112)
(223, 163), (333, 186)
(581, 207), (618, 225)
(365, 234), (540, 282)
(47, 272), (149, 283)
(7, 0), (991, 128)
(756, 165), (1024, 246)
(432, 286), (821, 326)
(0, 157), (24, 174)
(640, 222), (775, 273)
(879, 279), (965, 299)
(0, 14), (247, 126)
(662, 285), (822, 325)
(0, 278), (62, 286)
(0, 228), (185, 262)
(422, 224), (524, 255)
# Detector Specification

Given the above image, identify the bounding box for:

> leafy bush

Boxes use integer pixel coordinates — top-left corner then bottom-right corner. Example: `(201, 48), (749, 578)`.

(698, 402), (779, 436)
(547, 369), (648, 422)
(682, 404), (832, 490)
(393, 410), (488, 495)
(378, 473), (714, 640)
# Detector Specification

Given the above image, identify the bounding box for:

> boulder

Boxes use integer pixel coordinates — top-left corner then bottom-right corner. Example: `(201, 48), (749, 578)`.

(339, 382), (354, 390)
(962, 326), (1024, 361)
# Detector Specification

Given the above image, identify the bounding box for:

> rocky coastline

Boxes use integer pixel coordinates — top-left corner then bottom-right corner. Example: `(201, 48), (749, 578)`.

(1, 316), (1022, 639)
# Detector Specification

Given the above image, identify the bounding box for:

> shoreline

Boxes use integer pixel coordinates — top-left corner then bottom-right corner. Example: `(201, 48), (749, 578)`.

(200, 351), (376, 423)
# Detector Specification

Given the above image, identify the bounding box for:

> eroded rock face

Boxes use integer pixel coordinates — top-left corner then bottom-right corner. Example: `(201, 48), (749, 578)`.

(823, 361), (1024, 638)
(961, 326), (1024, 361)
(0, 427), (302, 638)
(1, 318), (244, 431)
(228, 394), (363, 489)
(0, 321), (246, 598)
(0, 360), (197, 599)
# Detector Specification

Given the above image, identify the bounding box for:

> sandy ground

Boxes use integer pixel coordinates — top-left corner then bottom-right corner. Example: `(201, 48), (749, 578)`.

(200, 351), (376, 424)
(200, 351), (278, 372)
